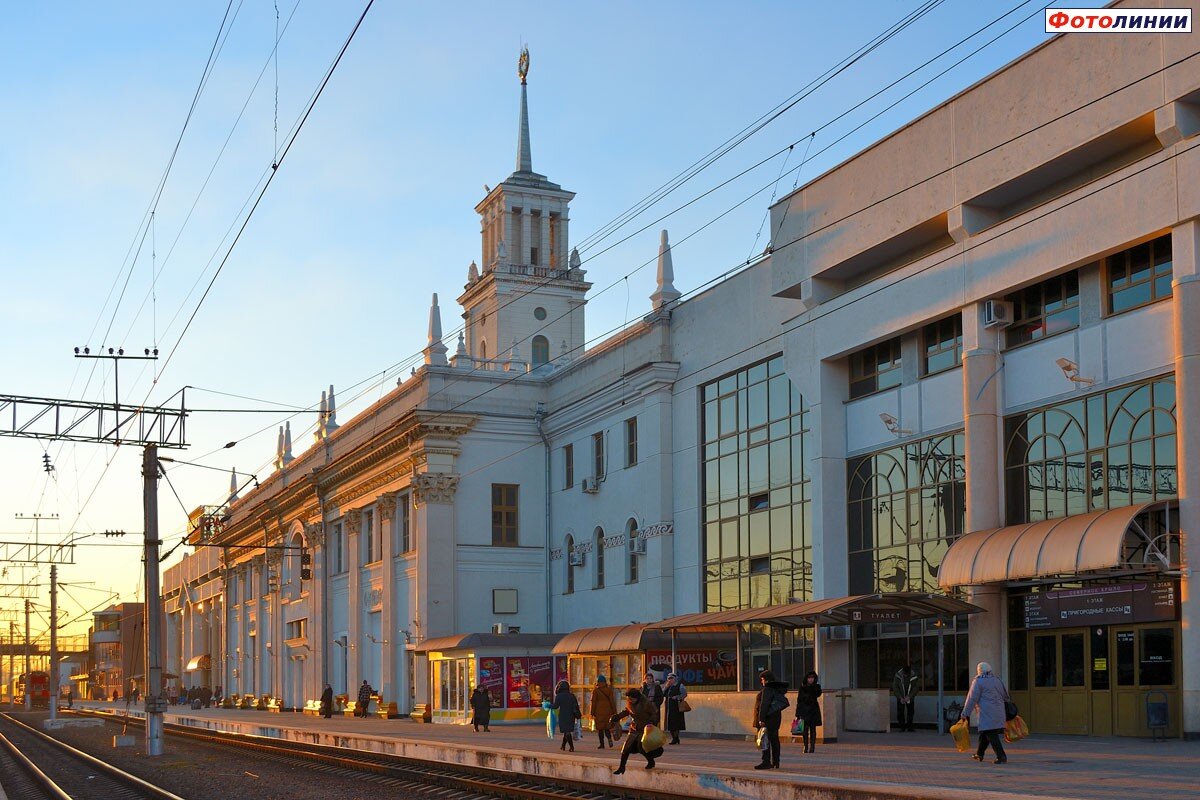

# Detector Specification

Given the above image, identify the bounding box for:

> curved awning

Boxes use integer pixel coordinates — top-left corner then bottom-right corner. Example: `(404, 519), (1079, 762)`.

(552, 624), (733, 654)
(185, 654), (211, 672)
(939, 501), (1175, 588)
(415, 632), (563, 653)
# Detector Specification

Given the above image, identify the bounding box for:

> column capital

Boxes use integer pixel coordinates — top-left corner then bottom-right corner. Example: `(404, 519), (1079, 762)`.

(412, 472), (460, 506)
(303, 521), (325, 547)
(344, 510), (362, 537)
(376, 493), (398, 521)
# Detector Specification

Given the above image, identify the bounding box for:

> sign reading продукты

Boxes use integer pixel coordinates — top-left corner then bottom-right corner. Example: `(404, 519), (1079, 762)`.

(1020, 581), (1177, 629)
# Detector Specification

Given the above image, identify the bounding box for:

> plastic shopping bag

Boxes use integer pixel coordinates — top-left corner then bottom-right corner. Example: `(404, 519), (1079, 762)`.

(756, 727), (770, 751)
(790, 717), (805, 736)
(545, 708), (558, 739)
(641, 724), (667, 752)
(950, 718), (971, 752)
(574, 718), (583, 740)
(1004, 715), (1029, 743)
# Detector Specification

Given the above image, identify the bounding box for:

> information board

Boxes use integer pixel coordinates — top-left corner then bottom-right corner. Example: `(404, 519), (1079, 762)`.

(1018, 581), (1178, 629)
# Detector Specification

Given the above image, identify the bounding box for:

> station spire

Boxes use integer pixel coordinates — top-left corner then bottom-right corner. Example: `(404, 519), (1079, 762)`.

(515, 46), (532, 174)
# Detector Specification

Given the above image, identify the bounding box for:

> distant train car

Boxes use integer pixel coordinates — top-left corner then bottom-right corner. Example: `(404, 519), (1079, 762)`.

(17, 671), (50, 707)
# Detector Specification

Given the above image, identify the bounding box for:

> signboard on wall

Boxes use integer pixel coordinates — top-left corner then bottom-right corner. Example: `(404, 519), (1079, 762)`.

(478, 657), (505, 708)
(1019, 581), (1178, 629)
(506, 657), (557, 709)
(646, 649), (738, 688)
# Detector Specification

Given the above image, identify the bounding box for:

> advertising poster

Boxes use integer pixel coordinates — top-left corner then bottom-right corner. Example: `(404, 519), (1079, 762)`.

(506, 657), (531, 708)
(555, 655), (568, 685)
(478, 657), (505, 708)
(646, 649), (738, 688)
(528, 656), (555, 707)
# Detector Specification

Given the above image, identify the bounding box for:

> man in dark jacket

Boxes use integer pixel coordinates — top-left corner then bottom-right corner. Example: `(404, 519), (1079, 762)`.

(470, 686), (491, 732)
(892, 664), (918, 732)
(752, 670), (789, 770)
(357, 680), (374, 717)
(611, 688), (662, 775)
(319, 684), (334, 719)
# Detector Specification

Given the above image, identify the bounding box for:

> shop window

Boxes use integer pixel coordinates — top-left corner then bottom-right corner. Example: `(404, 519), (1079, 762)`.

(1008, 630), (1028, 691)
(1062, 632), (1085, 687)
(1116, 630), (1136, 686)
(1107, 235), (1172, 315)
(1090, 627), (1109, 690)
(563, 444), (574, 489)
(491, 484), (519, 546)
(921, 316), (963, 376)
(1004, 271), (1079, 348)
(848, 337), (902, 399)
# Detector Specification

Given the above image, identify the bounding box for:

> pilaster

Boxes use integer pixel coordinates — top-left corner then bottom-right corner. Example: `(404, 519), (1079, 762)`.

(377, 494), (398, 703)
(413, 472), (459, 639)
(521, 208), (533, 265)
(344, 511), (362, 690)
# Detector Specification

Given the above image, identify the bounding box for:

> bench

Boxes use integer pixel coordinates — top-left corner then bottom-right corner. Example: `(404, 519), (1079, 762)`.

(266, 697), (282, 713)
(302, 700), (322, 716)
(375, 698), (400, 719)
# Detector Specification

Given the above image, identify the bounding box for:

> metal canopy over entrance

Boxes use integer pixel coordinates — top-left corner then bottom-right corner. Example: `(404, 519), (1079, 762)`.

(938, 501), (1177, 588)
(185, 655), (211, 672)
(656, 592), (983, 630)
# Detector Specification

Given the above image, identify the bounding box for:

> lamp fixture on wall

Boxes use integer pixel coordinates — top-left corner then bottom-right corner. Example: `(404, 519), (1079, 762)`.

(1055, 358), (1094, 386)
(367, 634), (388, 645)
(879, 413), (912, 437)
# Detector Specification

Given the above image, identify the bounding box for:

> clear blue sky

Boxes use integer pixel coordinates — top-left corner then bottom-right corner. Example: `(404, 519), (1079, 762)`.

(0, 0), (1104, 640)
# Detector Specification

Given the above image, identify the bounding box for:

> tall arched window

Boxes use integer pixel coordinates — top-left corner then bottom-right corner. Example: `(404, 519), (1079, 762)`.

(594, 528), (605, 589)
(564, 534), (574, 594)
(626, 519), (639, 584)
(532, 335), (550, 366)
(480, 340), (488, 361)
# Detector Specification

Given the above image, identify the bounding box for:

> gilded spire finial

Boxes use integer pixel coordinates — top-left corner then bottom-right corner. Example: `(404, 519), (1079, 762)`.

(518, 46), (530, 85)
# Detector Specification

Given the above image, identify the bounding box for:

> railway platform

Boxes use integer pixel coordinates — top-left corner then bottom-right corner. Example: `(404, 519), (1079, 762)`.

(69, 701), (1200, 800)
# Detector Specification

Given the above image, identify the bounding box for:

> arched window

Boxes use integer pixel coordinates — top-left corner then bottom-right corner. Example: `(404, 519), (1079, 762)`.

(480, 340), (488, 361)
(594, 528), (605, 589)
(532, 335), (550, 366)
(626, 519), (639, 584)
(564, 534), (574, 594)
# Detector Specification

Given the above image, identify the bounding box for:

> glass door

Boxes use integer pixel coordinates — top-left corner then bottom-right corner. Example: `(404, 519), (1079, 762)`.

(1028, 629), (1090, 735)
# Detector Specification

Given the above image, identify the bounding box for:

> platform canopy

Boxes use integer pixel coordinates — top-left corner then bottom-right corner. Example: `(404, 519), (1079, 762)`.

(654, 592), (982, 632)
(552, 623), (734, 654)
(415, 632), (563, 653)
(938, 501), (1175, 588)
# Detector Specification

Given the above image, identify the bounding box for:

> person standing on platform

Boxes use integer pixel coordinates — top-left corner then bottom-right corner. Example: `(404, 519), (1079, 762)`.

(752, 670), (789, 770)
(893, 664), (918, 732)
(357, 680), (374, 717)
(641, 672), (664, 725)
(320, 683), (334, 719)
(550, 680), (581, 752)
(470, 686), (491, 732)
(611, 687), (663, 775)
(794, 671), (822, 753)
(589, 675), (617, 749)
(663, 673), (688, 745)
(66, 687), (74, 709)
(961, 662), (1008, 764)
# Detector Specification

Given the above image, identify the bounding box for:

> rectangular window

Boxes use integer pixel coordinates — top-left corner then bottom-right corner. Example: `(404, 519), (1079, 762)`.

(398, 493), (412, 553)
(491, 484), (519, 546)
(285, 619), (307, 641)
(492, 588), (518, 615)
(592, 431), (605, 478)
(563, 444), (574, 489)
(921, 316), (963, 376)
(1107, 234), (1172, 315)
(625, 417), (638, 467)
(332, 522), (344, 573)
(362, 509), (376, 564)
(849, 337), (902, 399)
(1005, 271), (1079, 348)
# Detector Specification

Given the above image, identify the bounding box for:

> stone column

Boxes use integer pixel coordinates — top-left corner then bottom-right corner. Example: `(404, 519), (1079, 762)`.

(961, 303), (1006, 678)
(413, 473), (459, 639)
(1171, 221), (1200, 737)
(377, 494), (398, 705)
(520, 208), (533, 265)
(558, 214), (569, 271)
(344, 511), (362, 691)
(305, 522), (327, 692)
(503, 205), (515, 266)
(254, 559), (266, 696)
(539, 207), (551, 268)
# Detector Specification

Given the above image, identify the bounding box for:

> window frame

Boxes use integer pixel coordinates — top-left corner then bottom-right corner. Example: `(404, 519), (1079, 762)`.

(627, 519), (640, 585)
(1105, 235), (1173, 316)
(1004, 270), (1080, 349)
(920, 315), (963, 377)
(531, 335), (550, 366)
(563, 444), (574, 489)
(592, 431), (605, 479)
(362, 508), (377, 565)
(849, 337), (903, 399)
(331, 521), (345, 574)
(625, 417), (638, 467)
(594, 528), (605, 589)
(491, 483), (519, 547)
(397, 492), (412, 554)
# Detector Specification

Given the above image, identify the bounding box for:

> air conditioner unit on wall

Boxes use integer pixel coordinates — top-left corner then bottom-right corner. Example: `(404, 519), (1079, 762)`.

(983, 299), (1014, 328)
(491, 623), (507, 635)
(569, 551), (585, 567)
(630, 537), (647, 555)
(581, 477), (600, 494)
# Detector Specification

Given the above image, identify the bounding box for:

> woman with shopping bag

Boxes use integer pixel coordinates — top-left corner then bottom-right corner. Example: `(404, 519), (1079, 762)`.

(793, 671), (822, 753)
(663, 673), (689, 745)
(960, 661), (1009, 764)
(550, 680), (582, 752)
(610, 687), (664, 775)
(752, 670), (790, 770)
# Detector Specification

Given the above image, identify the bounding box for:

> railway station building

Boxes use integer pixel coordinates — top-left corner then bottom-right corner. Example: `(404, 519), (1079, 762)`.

(193, 11), (1200, 739)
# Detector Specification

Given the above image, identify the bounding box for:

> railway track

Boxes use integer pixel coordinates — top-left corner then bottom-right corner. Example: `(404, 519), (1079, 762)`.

(0, 713), (188, 800)
(72, 708), (699, 800)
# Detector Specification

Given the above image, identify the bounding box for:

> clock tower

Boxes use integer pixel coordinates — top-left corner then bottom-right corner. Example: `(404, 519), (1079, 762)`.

(458, 48), (590, 370)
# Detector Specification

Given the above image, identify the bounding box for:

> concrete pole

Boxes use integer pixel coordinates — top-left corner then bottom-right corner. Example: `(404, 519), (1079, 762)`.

(24, 599), (31, 710)
(936, 621), (945, 735)
(49, 564), (57, 721)
(143, 444), (164, 756)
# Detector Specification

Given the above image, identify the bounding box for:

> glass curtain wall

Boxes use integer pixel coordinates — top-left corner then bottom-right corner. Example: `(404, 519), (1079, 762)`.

(701, 355), (811, 611)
